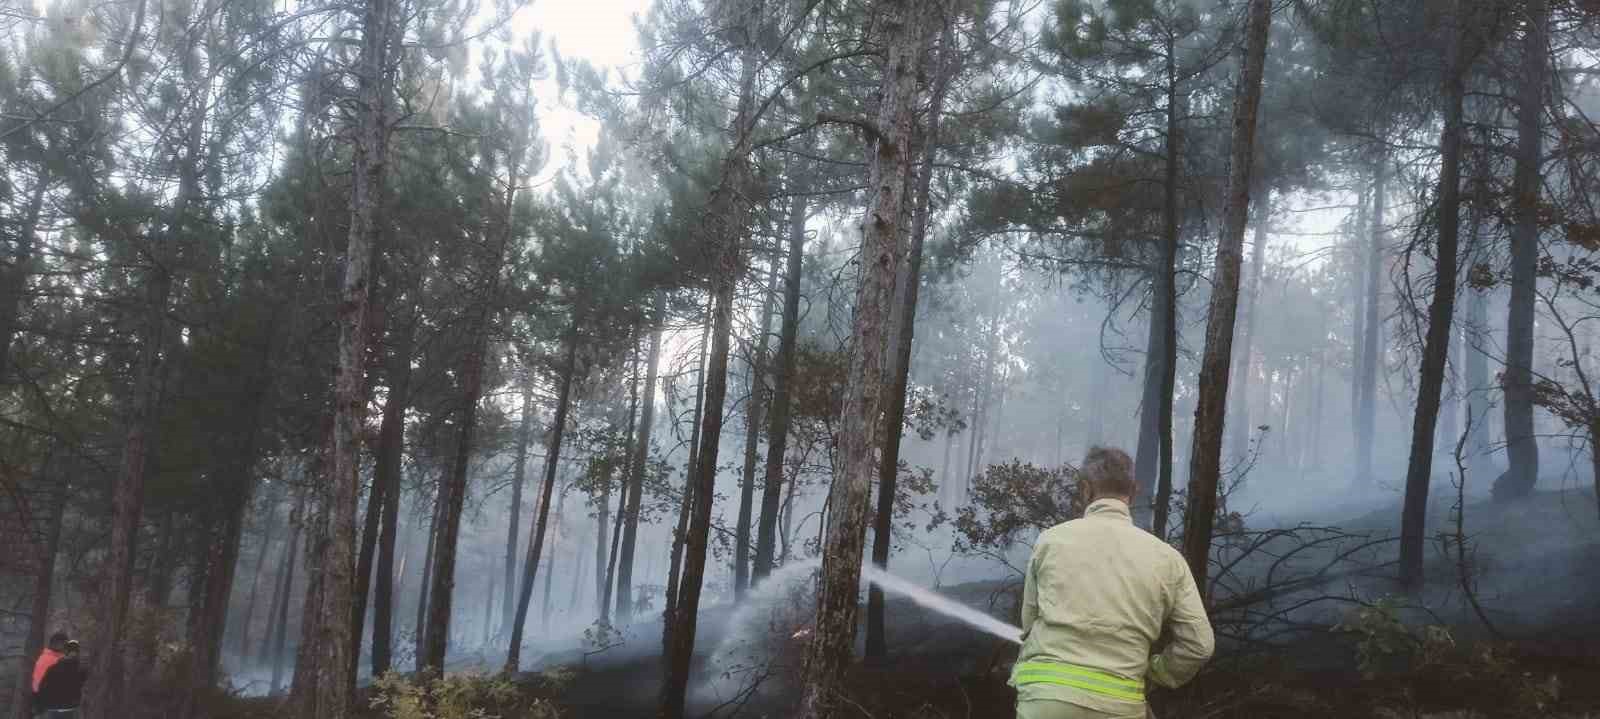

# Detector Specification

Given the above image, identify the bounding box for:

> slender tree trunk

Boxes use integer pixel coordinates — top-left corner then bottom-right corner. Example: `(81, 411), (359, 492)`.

(1358, 159), (1386, 486)
(414, 488), (440, 668)
(1180, 0), (1272, 597)
(1140, 41), (1183, 537)
(1498, 0), (1546, 502)
(296, 0), (393, 711)
(504, 383), (534, 630)
(1229, 190), (1271, 461)
(424, 239), (507, 671)
(1400, 4), (1468, 590)
(867, 33), (952, 657)
(663, 302), (712, 657)
(593, 467), (611, 619)
(87, 177), (180, 719)
(601, 474), (625, 622)
(798, 2), (927, 714)
(735, 257), (778, 599)
(371, 304), (415, 677)
(754, 191), (806, 584)
(505, 320), (581, 672)
(268, 493), (303, 695)
(618, 302), (663, 620)
(541, 484), (566, 634)
(660, 2), (766, 708)
(350, 466), (384, 677)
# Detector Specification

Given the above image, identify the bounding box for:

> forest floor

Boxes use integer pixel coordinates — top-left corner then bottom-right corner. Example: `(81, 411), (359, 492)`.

(203, 488), (1600, 718)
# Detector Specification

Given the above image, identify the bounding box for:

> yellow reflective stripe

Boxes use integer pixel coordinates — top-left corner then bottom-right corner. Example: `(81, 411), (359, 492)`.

(1013, 662), (1144, 702)
(1016, 662), (1142, 690)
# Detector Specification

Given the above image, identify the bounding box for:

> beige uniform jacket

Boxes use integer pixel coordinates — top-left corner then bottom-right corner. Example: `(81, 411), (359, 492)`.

(1010, 498), (1215, 715)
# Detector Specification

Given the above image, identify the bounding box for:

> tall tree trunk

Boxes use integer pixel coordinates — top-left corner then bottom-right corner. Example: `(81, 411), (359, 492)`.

(754, 192), (806, 584)
(593, 470), (612, 619)
(414, 487), (440, 668)
(659, 0), (766, 708)
(797, 2), (927, 715)
(504, 383), (534, 631)
(1180, 0), (1272, 597)
(350, 464), (385, 678)
(541, 483), (567, 633)
(184, 354), (272, 717)
(618, 301), (663, 620)
(268, 490), (304, 695)
(601, 468), (626, 622)
(297, 0), (394, 711)
(663, 302), (712, 659)
(1497, 0), (1546, 502)
(1400, 4), (1468, 590)
(371, 303), (415, 677)
(1229, 189), (1272, 462)
(867, 30), (952, 657)
(505, 320), (580, 672)
(1358, 159), (1386, 486)
(735, 256), (778, 599)
(425, 222), (511, 671)
(1139, 39), (1183, 537)
(87, 136), (186, 719)
(0, 174), (48, 385)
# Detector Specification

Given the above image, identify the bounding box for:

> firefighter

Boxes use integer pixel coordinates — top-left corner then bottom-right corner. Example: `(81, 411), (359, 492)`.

(1012, 447), (1215, 719)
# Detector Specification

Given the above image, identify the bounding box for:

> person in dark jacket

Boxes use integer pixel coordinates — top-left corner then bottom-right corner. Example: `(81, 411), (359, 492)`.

(35, 640), (87, 718)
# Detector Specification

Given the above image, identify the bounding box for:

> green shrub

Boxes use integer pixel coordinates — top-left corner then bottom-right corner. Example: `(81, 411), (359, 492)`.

(368, 670), (567, 719)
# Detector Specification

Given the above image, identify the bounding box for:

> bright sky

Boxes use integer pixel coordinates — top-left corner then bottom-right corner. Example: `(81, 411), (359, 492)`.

(513, 0), (650, 183)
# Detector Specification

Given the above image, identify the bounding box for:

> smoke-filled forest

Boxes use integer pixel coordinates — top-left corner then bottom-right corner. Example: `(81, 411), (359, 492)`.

(3, 0), (1600, 717)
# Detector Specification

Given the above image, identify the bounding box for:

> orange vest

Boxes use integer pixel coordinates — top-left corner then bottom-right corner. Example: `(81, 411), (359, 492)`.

(32, 648), (62, 692)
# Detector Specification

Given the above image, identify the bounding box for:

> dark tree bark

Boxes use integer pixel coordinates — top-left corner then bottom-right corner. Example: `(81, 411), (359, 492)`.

(350, 461), (385, 677)
(1180, 0), (1272, 597)
(268, 490), (304, 695)
(371, 301), (415, 677)
(413, 487), (440, 668)
(1400, 2), (1469, 590)
(753, 192), (807, 583)
(867, 20), (954, 658)
(734, 256), (777, 599)
(659, 1), (766, 709)
(1497, 0), (1546, 502)
(1137, 35), (1183, 537)
(797, 2), (928, 715)
(1357, 160), (1386, 486)
(663, 301), (712, 659)
(295, 0), (395, 711)
(504, 383), (534, 631)
(617, 300), (662, 621)
(592, 462), (611, 619)
(424, 184), (515, 670)
(87, 105), (190, 719)
(505, 320), (580, 672)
